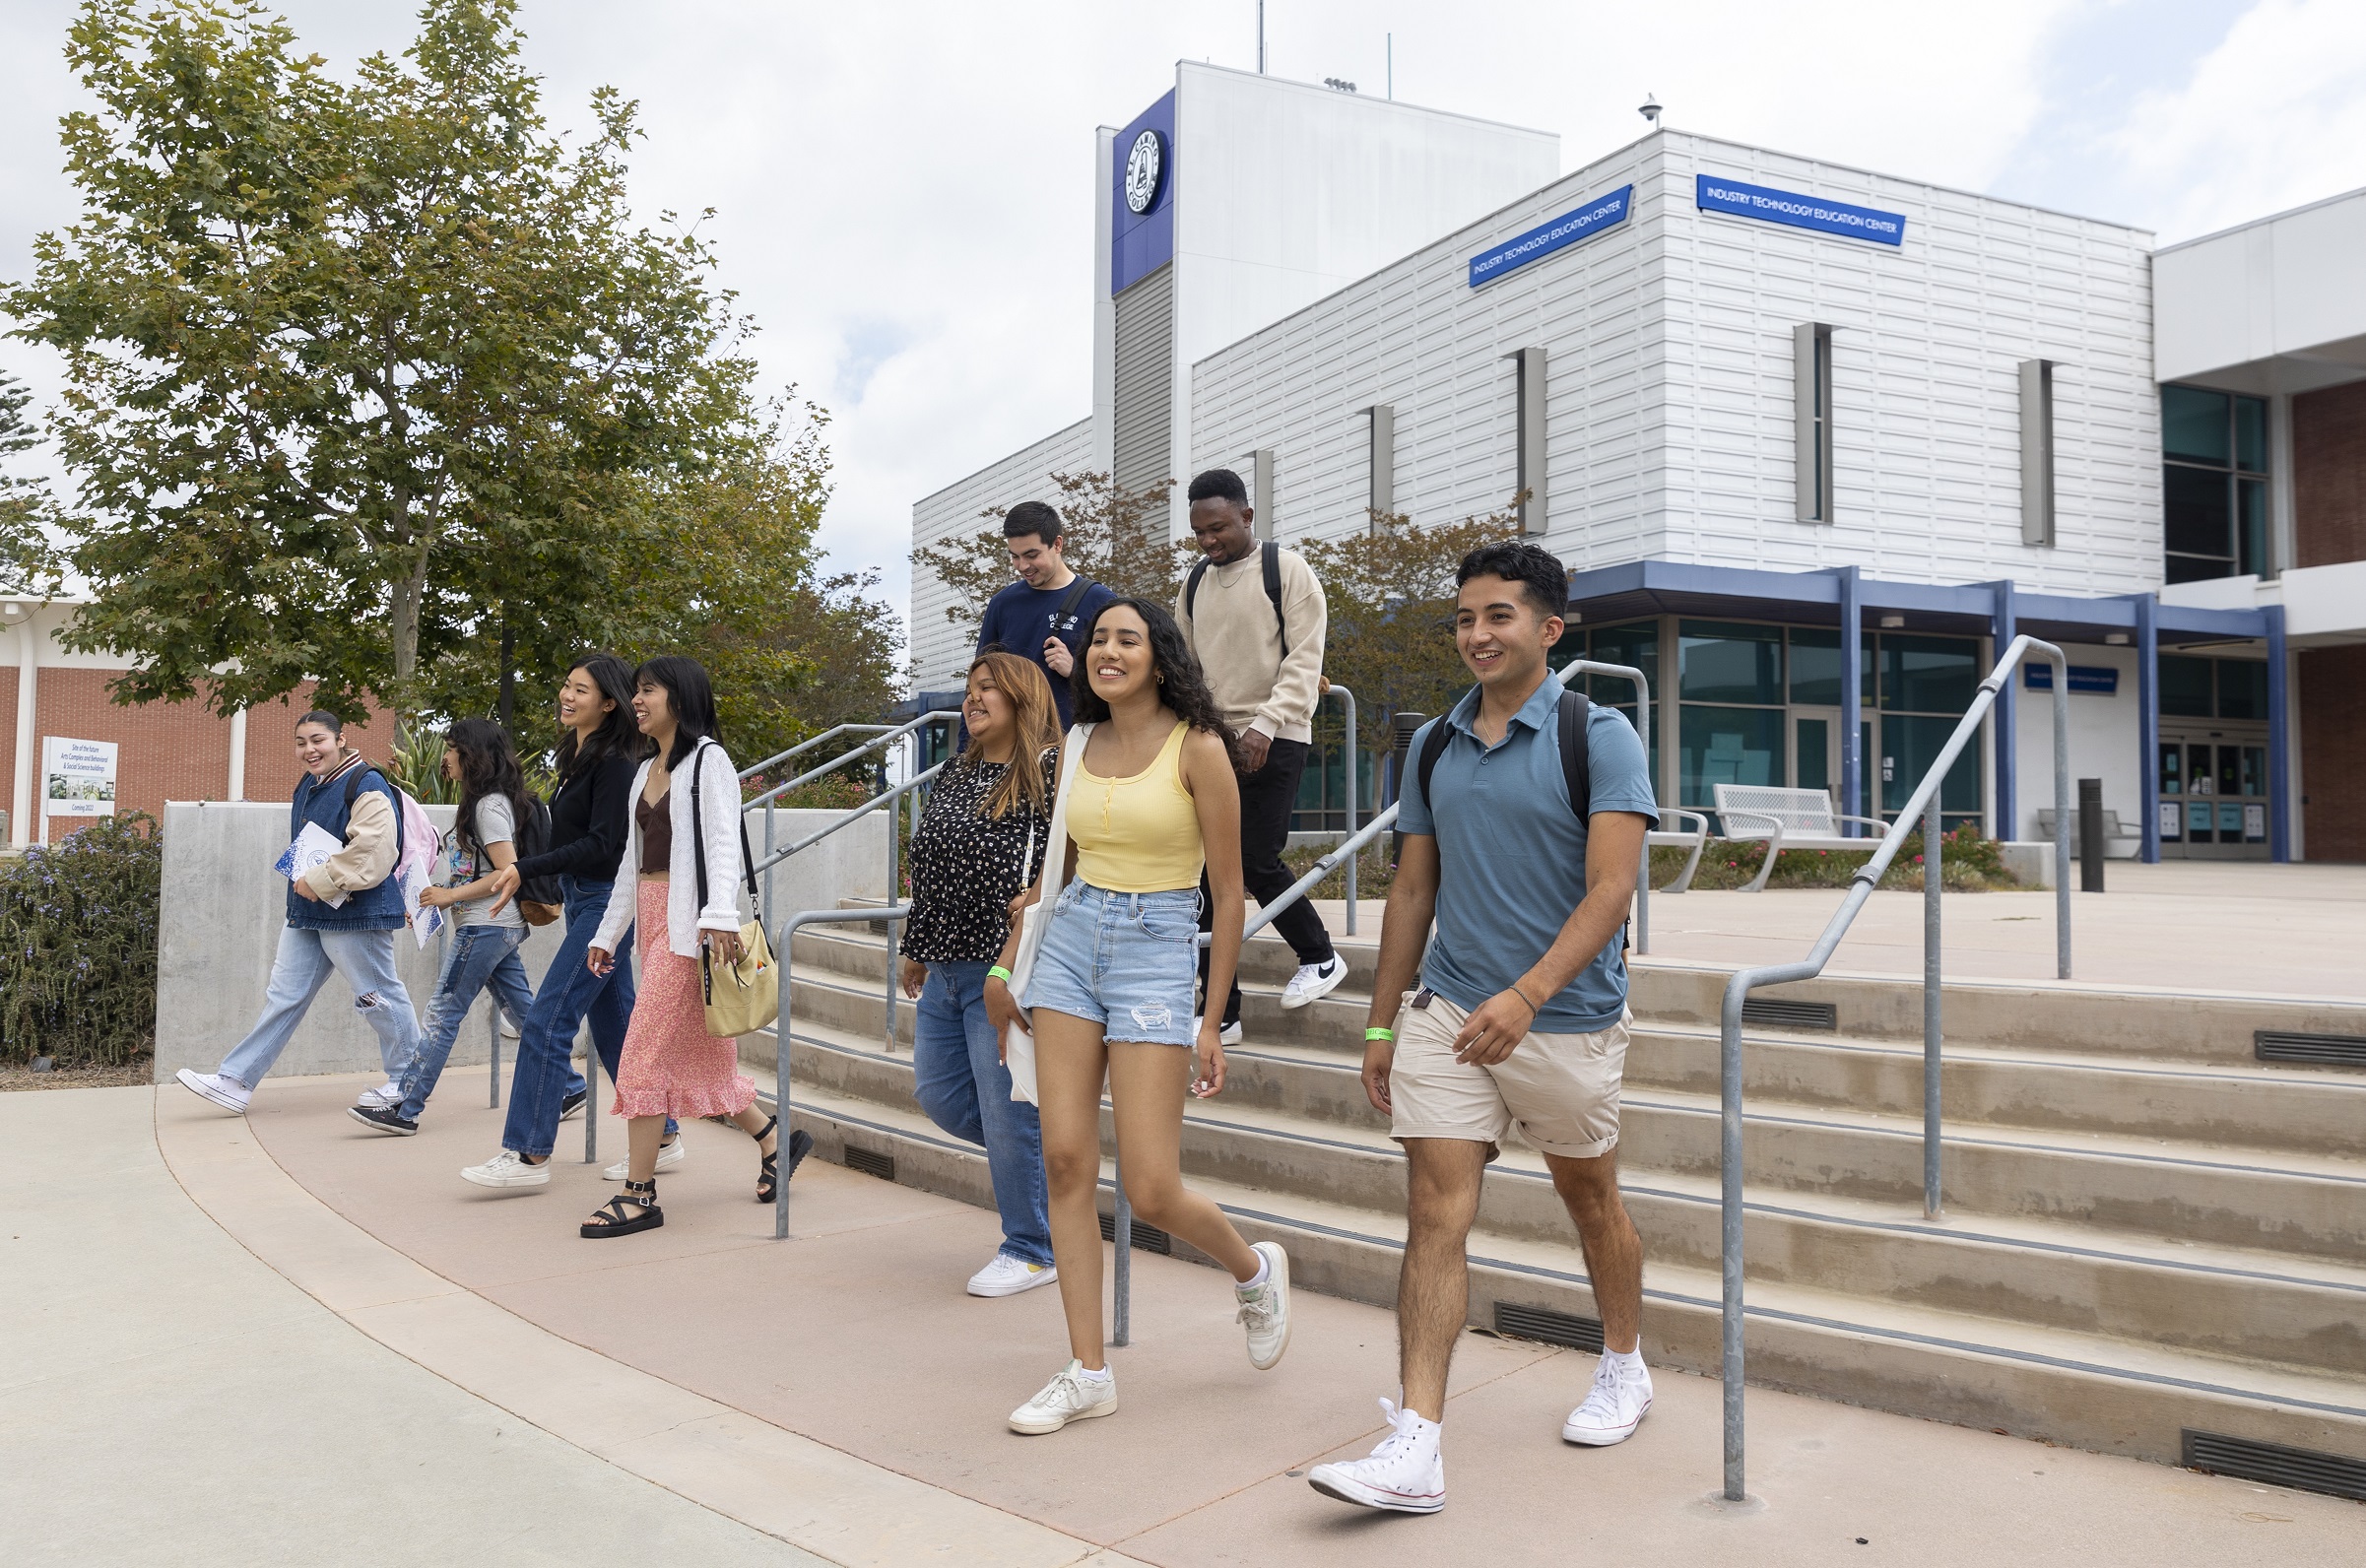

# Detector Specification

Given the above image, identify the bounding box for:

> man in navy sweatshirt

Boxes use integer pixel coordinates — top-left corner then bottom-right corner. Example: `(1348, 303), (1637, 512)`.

(973, 500), (1114, 727)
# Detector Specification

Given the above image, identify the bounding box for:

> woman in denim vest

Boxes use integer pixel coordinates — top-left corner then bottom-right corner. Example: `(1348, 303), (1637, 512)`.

(176, 711), (421, 1115)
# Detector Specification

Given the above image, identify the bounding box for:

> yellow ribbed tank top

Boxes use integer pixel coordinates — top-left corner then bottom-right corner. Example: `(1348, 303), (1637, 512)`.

(1071, 722), (1203, 892)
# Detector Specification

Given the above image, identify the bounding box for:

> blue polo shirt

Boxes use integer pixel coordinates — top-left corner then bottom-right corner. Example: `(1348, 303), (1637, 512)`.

(1398, 680), (1659, 1032)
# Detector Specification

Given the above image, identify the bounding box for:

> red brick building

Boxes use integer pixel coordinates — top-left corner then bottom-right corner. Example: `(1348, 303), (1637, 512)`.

(2, 597), (388, 845)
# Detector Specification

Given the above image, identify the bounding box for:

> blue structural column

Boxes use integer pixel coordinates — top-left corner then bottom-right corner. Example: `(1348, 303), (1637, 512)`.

(2266, 603), (2291, 863)
(1989, 580), (2017, 842)
(1838, 565), (1864, 835)
(2136, 593), (2161, 864)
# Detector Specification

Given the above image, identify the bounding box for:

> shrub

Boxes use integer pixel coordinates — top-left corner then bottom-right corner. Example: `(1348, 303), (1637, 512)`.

(0, 813), (163, 1067)
(1654, 825), (2017, 892)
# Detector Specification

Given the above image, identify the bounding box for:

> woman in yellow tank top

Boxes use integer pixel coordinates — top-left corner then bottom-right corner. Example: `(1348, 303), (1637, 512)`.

(987, 598), (1294, 1433)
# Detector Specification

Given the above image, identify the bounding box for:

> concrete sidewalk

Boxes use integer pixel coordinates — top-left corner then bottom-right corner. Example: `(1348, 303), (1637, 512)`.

(199, 1071), (2366, 1565)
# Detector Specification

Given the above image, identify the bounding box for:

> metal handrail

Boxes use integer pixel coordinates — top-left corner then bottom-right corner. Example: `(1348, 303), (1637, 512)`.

(1558, 661), (1653, 954)
(1320, 685), (1361, 936)
(1711, 633), (2070, 1503)
(767, 904), (913, 1239)
(737, 723), (895, 784)
(744, 710), (956, 812)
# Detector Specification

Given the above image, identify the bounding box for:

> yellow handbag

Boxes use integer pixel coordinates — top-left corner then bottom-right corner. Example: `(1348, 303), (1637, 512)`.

(689, 744), (779, 1037)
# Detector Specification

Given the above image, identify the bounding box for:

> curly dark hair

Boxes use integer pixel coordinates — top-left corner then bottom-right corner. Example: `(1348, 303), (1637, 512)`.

(1069, 597), (1238, 762)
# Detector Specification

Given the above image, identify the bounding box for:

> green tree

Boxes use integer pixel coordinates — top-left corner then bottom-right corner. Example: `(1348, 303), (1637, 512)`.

(5, 0), (754, 725)
(1296, 502), (1521, 766)
(914, 469), (1189, 645)
(0, 370), (65, 597)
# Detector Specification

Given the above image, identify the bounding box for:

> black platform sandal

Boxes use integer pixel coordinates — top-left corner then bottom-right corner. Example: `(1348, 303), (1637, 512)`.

(580, 1178), (663, 1238)
(754, 1120), (816, 1204)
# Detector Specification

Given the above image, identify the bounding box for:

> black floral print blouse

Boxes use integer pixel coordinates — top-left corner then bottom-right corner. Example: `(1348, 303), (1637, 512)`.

(900, 747), (1059, 964)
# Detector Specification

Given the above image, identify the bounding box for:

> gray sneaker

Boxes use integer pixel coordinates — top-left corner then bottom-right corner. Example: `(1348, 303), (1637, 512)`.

(1236, 1241), (1292, 1370)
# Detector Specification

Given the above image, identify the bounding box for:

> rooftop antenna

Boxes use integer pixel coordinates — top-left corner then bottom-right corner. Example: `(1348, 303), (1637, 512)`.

(1257, 0), (1266, 74)
(1639, 92), (1663, 129)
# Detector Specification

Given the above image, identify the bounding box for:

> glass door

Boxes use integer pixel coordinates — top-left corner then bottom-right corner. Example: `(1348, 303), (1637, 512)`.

(2159, 727), (2269, 859)
(1793, 707), (1841, 809)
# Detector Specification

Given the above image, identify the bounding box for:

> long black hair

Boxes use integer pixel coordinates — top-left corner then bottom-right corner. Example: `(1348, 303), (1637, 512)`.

(554, 652), (640, 779)
(1069, 598), (1237, 760)
(634, 654), (721, 768)
(446, 717), (530, 855)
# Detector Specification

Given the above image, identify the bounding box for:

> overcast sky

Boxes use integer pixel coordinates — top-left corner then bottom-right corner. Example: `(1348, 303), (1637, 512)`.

(5, 0), (2363, 648)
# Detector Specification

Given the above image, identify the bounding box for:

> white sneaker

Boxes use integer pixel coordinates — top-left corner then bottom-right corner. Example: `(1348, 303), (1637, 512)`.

(500, 1013), (521, 1039)
(461, 1148), (552, 1190)
(1307, 1399), (1446, 1514)
(1191, 1015), (1244, 1046)
(1235, 1241), (1292, 1370)
(604, 1134), (687, 1181)
(968, 1252), (1060, 1298)
(1280, 956), (1347, 1010)
(1562, 1351), (1654, 1445)
(176, 1069), (251, 1114)
(354, 1078), (403, 1110)
(1008, 1359), (1118, 1434)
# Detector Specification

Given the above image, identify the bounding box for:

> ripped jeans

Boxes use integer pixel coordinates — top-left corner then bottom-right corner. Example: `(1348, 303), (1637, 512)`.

(218, 925), (421, 1090)
(1019, 882), (1202, 1046)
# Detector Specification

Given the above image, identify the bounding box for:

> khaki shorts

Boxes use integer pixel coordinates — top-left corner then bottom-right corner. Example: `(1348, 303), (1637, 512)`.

(1388, 990), (1628, 1161)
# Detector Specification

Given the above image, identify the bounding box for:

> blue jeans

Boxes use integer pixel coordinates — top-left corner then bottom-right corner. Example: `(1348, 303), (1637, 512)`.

(219, 925), (421, 1090)
(397, 924), (535, 1119)
(913, 960), (1053, 1266)
(500, 877), (661, 1157)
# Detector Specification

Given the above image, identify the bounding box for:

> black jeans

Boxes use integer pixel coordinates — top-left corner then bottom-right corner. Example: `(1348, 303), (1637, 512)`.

(1198, 737), (1336, 1025)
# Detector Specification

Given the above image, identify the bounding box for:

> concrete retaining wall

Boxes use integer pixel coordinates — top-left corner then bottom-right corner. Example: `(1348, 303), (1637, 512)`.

(156, 800), (886, 1082)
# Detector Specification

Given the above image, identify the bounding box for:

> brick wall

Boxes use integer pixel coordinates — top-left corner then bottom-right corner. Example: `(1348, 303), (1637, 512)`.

(2298, 644), (2366, 863)
(239, 688), (393, 804)
(2293, 380), (2366, 569)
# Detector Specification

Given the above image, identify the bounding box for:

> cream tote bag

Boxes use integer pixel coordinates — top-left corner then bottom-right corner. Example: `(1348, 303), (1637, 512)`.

(1003, 725), (1087, 1105)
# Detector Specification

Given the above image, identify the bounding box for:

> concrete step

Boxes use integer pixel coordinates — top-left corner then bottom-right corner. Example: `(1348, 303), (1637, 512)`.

(761, 1054), (2366, 1471)
(748, 1017), (2366, 1379)
(779, 963), (2366, 1265)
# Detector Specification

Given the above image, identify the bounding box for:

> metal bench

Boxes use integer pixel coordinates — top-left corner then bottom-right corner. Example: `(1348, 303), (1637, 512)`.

(2035, 807), (2141, 860)
(1712, 784), (1892, 892)
(1650, 810), (1713, 893)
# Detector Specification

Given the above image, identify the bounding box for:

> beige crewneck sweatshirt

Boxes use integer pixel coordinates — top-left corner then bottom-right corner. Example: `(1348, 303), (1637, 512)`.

(1172, 546), (1328, 745)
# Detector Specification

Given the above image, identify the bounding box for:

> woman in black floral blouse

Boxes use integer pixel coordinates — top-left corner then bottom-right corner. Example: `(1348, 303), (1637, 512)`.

(900, 650), (1065, 1298)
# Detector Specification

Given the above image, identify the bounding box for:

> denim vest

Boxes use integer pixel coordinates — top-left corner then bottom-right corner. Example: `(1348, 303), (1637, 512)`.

(287, 764), (408, 932)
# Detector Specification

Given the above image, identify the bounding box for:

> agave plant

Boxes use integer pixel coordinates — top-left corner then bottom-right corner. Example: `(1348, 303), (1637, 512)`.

(385, 723), (459, 805)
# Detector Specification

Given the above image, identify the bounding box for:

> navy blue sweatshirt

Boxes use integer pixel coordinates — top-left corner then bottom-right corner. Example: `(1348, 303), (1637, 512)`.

(974, 574), (1115, 725)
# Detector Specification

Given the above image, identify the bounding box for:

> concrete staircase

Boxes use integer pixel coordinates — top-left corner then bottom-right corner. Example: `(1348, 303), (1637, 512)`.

(750, 927), (2366, 1475)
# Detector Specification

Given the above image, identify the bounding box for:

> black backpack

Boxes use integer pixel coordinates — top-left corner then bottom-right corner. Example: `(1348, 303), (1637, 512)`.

(1415, 687), (1593, 822)
(1184, 540), (1287, 655)
(507, 793), (566, 924)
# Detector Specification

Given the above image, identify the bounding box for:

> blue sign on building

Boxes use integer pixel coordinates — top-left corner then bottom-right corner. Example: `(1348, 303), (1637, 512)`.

(1695, 174), (1906, 247)
(1111, 91), (1176, 295)
(1468, 185), (1634, 288)
(2023, 664), (2119, 695)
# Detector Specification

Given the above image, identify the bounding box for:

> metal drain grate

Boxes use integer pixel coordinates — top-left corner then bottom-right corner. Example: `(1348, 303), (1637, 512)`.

(2183, 1429), (2366, 1502)
(2256, 1030), (2366, 1069)
(1493, 1302), (1605, 1352)
(1098, 1211), (1173, 1255)
(842, 1145), (896, 1183)
(1741, 997), (1839, 1031)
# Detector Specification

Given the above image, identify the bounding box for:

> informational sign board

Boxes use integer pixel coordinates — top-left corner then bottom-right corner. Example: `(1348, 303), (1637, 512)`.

(1469, 185), (1634, 287)
(2023, 663), (2121, 694)
(41, 737), (118, 830)
(1695, 174), (1907, 247)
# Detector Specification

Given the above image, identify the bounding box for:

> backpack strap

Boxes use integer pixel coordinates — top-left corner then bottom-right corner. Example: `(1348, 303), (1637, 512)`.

(340, 763), (402, 859)
(1184, 556), (1209, 621)
(1557, 688), (1592, 821)
(1055, 574), (1092, 623)
(1413, 715), (1454, 815)
(1262, 540), (1287, 658)
(686, 742), (760, 921)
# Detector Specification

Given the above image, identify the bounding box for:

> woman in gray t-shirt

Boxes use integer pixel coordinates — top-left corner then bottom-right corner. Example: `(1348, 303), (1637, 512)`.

(349, 718), (538, 1135)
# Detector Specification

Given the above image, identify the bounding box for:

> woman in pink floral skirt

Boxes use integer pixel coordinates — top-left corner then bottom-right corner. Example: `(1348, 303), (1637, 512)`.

(579, 655), (810, 1238)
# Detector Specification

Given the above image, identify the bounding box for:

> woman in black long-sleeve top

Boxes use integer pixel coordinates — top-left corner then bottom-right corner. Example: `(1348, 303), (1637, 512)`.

(461, 654), (655, 1190)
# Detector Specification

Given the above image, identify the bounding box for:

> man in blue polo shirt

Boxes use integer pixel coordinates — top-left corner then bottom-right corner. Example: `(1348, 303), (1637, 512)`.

(1308, 542), (1658, 1516)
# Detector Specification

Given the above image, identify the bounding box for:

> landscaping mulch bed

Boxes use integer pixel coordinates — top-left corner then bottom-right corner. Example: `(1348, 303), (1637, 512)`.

(0, 1056), (155, 1092)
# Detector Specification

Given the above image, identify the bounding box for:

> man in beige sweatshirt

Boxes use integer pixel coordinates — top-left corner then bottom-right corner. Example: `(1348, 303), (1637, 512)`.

(1175, 467), (1346, 1036)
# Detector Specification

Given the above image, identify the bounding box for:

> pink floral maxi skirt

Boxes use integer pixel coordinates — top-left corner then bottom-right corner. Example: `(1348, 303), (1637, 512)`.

(612, 880), (757, 1121)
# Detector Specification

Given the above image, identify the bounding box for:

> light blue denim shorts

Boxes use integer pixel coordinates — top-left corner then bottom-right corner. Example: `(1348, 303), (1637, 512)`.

(1020, 882), (1200, 1046)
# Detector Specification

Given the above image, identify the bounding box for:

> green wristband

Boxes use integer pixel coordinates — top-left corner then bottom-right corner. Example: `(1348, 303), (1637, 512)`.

(1365, 1026), (1395, 1042)
(987, 965), (1014, 985)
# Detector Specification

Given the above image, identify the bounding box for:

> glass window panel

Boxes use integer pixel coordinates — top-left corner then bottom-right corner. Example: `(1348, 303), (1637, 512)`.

(2165, 551), (2231, 585)
(1587, 621), (1659, 709)
(2216, 660), (2267, 721)
(1789, 626), (1843, 705)
(1678, 621), (1784, 706)
(2238, 478), (2268, 577)
(2164, 465), (2233, 559)
(1795, 717), (1830, 794)
(2215, 746), (2242, 799)
(2158, 743), (2183, 797)
(2234, 396), (2268, 474)
(1679, 705), (1785, 808)
(1880, 713), (1982, 816)
(2162, 384), (2231, 464)
(1879, 633), (1977, 713)
(2159, 655), (2213, 717)
(2217, 802), (2244, 836)
(2242, 747), (2267, 798)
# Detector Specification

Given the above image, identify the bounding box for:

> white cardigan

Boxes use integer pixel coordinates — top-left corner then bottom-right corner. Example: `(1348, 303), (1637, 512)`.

(591, 738), (750, 958)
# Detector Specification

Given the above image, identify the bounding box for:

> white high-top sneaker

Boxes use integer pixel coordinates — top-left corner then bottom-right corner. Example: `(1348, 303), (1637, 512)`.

(1562, 1350), (1654, 1445)
(1008, 1360), (1118, 1434)
(1306, 1399), (1446, 1514)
